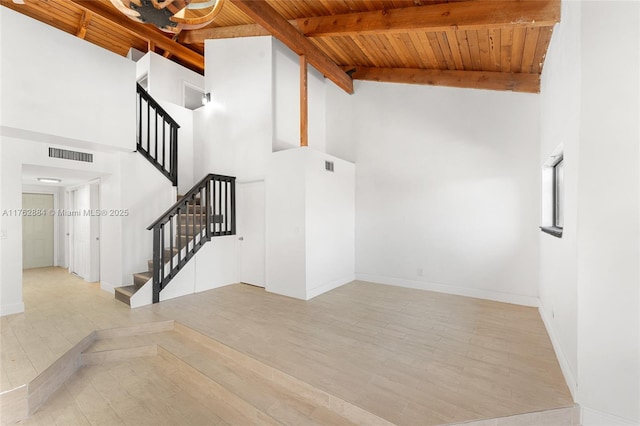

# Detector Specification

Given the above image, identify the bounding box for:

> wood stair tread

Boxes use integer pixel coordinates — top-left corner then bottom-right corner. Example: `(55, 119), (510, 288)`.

(114, 285), (137, 297)
(133, 271), (152, 280)
(177, 194), (202, 205)
(114, 285), (138, 306)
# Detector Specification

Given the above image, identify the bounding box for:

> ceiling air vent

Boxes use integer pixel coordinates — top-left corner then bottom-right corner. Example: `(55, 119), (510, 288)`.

(49, 148), (93, 163)
(325, 161), (334, 172)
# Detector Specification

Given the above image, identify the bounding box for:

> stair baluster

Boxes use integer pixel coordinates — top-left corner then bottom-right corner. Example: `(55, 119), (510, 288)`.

(136, 83), (180, 186)
(147, 174), (236, 303)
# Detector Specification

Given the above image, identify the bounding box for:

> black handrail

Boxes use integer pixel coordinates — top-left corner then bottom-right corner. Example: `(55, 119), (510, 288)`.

(136, 83), (180, 186)
(147, 173), (236, 303)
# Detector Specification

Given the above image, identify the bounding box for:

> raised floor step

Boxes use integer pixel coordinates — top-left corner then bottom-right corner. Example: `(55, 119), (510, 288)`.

(79, 322), (389, 426)
(6, 321), (580, 426)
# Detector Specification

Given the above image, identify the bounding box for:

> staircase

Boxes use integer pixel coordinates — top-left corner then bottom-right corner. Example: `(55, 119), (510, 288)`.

(114, 84), (235, 306)
(114, 246), (179, 304)
(114, 195), (186, 306)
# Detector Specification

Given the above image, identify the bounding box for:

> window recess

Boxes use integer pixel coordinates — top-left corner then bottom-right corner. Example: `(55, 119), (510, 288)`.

(541, 147), (564, 238)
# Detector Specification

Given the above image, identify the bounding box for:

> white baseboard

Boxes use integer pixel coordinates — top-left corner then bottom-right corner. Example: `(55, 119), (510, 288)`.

(355, 274), (539, 307)
(538, 302), (577, 400)
(582, 406), (638, 426)
(307, 275), (355, 300)
(0, 302), (25, 316)
(100, 281), (116, 295)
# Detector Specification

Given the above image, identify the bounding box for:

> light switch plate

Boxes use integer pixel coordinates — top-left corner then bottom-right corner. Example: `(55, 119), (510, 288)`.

(0, 229), (6, 239)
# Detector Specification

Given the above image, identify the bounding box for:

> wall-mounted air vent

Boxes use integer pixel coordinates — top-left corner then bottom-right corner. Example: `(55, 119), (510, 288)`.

(49, 148), (93, 163)
(325, 161), (334, 172)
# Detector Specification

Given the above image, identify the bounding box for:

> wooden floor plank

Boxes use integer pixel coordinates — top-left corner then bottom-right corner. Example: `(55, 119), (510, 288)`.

(3, 267), (574, 426)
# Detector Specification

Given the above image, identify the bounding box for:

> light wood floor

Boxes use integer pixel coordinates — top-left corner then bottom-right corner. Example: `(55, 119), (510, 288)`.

(2, 267), (573, 425)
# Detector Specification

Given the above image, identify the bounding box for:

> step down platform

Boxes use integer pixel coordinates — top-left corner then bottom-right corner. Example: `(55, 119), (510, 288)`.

(2, 321), (395, 426)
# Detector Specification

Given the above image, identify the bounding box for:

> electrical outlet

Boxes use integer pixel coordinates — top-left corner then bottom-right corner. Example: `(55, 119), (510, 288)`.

(417, 268), (423, 277)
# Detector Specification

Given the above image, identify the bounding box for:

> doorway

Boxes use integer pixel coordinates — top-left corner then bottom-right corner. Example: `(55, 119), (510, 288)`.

(68, 182), (100, 282)
(238, 181), (265, 287)
(22, 193), (54, 269)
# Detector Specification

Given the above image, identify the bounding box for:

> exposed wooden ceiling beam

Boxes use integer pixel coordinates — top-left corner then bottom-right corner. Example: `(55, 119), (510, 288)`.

(348, 67), (540, 93)
(76, 10), (91, 39)
(300, 55), (308, 147)
(182, 0), (560, 43)
(298, 0), (561, 37)
(228, 0), (353, 94)
(180, 23), (271, 43)
(69, 0), (204, 71)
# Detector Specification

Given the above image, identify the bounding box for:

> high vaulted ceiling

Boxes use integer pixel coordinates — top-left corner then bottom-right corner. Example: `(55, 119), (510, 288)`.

(1, 0), (560, 93)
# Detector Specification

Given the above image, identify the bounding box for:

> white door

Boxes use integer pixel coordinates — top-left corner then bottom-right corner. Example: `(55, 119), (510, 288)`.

(88, 182), (101, 282)
(70, 187), (90, 279)
(22, 193), (54, 269)
(238, 181), (265, 287)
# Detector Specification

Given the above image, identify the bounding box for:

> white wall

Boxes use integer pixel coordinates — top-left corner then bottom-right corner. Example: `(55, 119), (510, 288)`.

(159, 101), (195, 193)
(266, 147), (355, 300)
(273, 40), (300, 151)
(272, 39), (327, 153)
(99, 163), (123, 293)
(137, 52), (204, 107)
(0, 8), (135, 152)
(161, 237), (239, 301)
(334, 81), (541, 306)
(577, 2), (639, 423)
(1, 142), (25, 316)
(0, 142), (3, 312)
(305, 149), (355, 298)
(308, 65), (327, 153)
(200, 36), (273, 182)
(538, 0), (581, 398)
(326, 84), (356, 162)
(119, 152), (175, 287)
(266, 149), (307, 299)
(538, 2), (640, 423)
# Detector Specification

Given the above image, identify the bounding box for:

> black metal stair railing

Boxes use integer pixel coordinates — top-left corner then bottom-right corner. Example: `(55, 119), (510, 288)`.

(136, 83), (179, 186)
(147, 174), (236, 303)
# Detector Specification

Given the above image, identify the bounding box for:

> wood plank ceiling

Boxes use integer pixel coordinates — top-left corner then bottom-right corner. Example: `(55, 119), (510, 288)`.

(0, 0), (560, 93)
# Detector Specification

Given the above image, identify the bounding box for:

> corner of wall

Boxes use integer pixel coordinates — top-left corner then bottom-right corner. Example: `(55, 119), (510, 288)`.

(538, 300), (577, 400)
(0, 302), (25, 317)
(581, 406), (639, 426)
(356, 274), (539, 307)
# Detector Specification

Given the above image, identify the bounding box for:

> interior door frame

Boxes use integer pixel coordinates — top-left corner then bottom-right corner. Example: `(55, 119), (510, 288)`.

(66, 179), (101, 282)
(67, 187), (77, 275)
(22, 190), (60, 267)
(238, 179), (266, 288)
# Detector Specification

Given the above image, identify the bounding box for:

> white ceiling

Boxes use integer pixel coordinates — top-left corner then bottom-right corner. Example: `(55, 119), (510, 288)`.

(21, 164), (105, 188)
